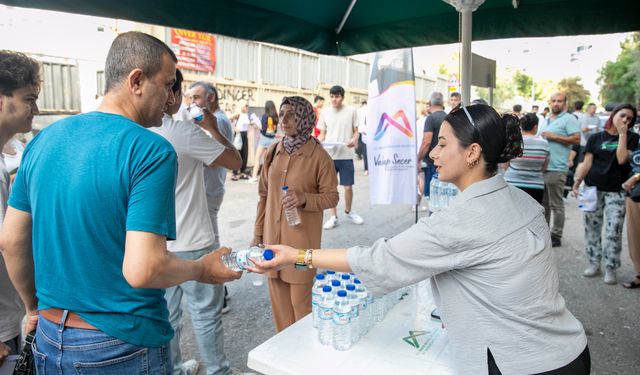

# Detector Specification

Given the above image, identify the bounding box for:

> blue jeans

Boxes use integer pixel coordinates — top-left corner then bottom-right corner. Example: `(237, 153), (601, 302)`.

(33, 312), (171, 374)
(165, 247), (230, 375)
(423, 163), (437, 197)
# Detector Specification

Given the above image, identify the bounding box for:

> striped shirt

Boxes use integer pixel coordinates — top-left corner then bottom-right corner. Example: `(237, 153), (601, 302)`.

(504, 135), (549, 189)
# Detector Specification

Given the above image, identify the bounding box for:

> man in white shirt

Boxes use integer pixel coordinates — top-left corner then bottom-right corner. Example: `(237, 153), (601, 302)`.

(0, 50), (39, 367)
(318, 85), (363, 229)
(152, 70), (241, 375)
(356, 100), (368, 174)
(188, 81), (235, 314)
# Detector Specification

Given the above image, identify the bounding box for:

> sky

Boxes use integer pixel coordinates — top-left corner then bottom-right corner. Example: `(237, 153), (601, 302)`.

(410, 32), (631, 102)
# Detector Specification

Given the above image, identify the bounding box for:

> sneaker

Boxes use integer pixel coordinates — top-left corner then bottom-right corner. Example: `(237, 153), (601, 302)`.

(551, 237), (562, 248)
(582, 263), (600, 277)
(181, 359), (199, 375)
(221, 299), (230, 314)
(246, 177), (258, 184)
(603, 268), (617, 285)
(323, 215), (338, 229)
(346, 212), (364, 225)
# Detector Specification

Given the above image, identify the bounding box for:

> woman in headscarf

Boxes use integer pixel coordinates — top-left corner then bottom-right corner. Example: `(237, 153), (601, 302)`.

(252, 96), (339, 331)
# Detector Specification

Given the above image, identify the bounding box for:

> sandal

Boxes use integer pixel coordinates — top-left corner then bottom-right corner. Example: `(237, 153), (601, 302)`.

(622, 274), (640, 289)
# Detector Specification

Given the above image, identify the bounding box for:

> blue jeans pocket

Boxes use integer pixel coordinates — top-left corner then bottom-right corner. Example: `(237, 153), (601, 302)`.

(31, 340), (47, 375)
(73, 348), (149, 375)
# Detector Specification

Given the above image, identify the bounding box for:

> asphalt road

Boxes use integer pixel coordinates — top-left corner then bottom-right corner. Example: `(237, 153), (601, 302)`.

(178, 160), (639, 375)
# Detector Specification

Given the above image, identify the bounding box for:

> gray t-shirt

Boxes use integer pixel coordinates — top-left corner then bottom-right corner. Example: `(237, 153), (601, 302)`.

(0, 155), (25, 342)
(348, 175), (587, 374)
(203, 110), (234, 198)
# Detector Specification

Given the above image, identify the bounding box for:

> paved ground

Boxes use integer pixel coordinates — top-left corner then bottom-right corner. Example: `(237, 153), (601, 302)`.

(178, 160), (639, 374)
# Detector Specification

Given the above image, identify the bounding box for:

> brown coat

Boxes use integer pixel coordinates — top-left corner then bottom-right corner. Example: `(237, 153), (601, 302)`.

(254, 138), (339, 284)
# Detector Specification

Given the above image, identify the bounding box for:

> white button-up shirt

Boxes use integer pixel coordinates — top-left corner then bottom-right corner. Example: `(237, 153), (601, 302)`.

(348, 174), (587, 374)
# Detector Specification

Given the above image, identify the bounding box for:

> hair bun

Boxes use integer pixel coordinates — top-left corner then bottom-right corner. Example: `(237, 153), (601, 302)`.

(497, 113), (523, 163)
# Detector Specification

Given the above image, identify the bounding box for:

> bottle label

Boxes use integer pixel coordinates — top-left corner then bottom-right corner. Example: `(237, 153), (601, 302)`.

(333, 311), (350, 325)
(319, 306), (333, 320)
(235, 251), (252, 270)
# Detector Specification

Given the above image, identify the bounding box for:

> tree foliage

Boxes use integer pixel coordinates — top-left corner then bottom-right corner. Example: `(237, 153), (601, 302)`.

(557, 77), (591, 105)
(597, 33), (640, 105)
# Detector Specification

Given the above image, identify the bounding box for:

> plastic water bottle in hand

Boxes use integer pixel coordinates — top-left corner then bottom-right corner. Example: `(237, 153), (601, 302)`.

(221, 246), (274, 272)
(317, 286), (335, 345)
(429, 174), (441, 212)
(346, 284), (360, 343)
(312, 274), (328, 328)
(281, 186), (301, 226)
(189, 105), (204, 122)
(332, 290), (352, 351)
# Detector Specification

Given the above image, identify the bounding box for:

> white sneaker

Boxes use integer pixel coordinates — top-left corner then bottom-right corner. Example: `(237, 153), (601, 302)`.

(346, 212), (364, 225)
(603, 268), (617, 285)
(582, 263), (600, 277)
(181, 359), (200, 375)
(246, 177), (258, 184)
(323, 215), (338, 229)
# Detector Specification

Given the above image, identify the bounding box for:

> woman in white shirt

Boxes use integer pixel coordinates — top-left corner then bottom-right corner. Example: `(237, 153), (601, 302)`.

(253, 104), (590, 375)
(230, 100), (258, 180)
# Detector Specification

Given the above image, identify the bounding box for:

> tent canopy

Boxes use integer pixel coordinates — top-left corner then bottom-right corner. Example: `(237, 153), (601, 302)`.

(1, 0), (638, 55)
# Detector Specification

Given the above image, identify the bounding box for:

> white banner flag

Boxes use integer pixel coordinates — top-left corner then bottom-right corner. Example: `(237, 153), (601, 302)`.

(366, 49), (417, 205)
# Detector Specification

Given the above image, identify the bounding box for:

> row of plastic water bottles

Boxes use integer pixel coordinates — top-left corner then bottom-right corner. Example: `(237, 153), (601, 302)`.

(312, 271), (406, 351)
(428, 173), (458, 212)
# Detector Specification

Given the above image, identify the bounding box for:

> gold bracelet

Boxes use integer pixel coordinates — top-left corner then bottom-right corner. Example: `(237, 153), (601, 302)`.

(304, 249), (314, 269)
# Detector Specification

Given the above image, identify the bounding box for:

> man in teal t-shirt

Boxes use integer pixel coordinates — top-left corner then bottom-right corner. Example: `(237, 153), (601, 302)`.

(0, 32), (241, 373)
(540, 92), (581, 247)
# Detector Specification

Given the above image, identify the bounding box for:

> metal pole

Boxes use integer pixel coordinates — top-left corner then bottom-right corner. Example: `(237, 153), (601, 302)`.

(460, 8), (472, 103)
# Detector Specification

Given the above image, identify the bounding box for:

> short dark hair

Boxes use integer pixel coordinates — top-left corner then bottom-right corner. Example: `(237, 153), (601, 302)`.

(574, 100), (584, 111)
(0, 50), (41, 96)
(314, 95), (324, 103)
(105, 32), (177, 93)
(520, 113), (539, 132)
(329, 85), (345, 97)
(532, 105), (539, 110)
(444, 105), (523, 176)
(587, 103), (596, 107)
(543, 107), (550, 112)
(512, 104), (522, 113)
(450, 92), (461, 98)
(171, 69), (183, 94)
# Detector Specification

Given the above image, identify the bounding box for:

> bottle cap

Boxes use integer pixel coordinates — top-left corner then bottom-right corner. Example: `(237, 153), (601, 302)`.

(262, 249), (274, 261)
(346, 284), (355, 291)
(315, 274), (326, 280)
(331, 280), (341, 287)
(341, 274), (350, 280)
(354, 278), (361, 284)
(326, 270), (335, 274)
(337, 290), (347, 297)
(322, 285), (332, 292)
(282, 185), (289, 190)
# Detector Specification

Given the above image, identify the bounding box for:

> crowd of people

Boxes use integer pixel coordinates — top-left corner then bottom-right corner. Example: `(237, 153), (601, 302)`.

(0, 30), (639, 375)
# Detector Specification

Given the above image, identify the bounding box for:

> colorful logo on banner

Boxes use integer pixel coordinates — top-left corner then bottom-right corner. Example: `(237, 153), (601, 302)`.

(373, 110), (414, 141)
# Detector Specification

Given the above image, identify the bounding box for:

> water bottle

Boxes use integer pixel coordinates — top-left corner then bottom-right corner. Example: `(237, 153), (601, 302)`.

(189, 105), (204, 122)
(345, 284), (360, 343)
(354, 279), (370, 336)
(221, 247), (274, 271)
(281, 186), (301, 226)
(332, 290), (352, 351)
(330, 279), (343, 295)
(374, 295), (385, 322)
(325, 270), (337, 282)
(312, 274), (328, 328)
(317, 286), (335, 345)
(429, 174), (440, 212)
(340, 274), (351, 284)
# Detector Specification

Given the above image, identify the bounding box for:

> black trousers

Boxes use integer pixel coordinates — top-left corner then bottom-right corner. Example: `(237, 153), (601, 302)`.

(233, 131), (248, 175)
(517, 186), (544, 204)
(488, 346), (590, 375)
